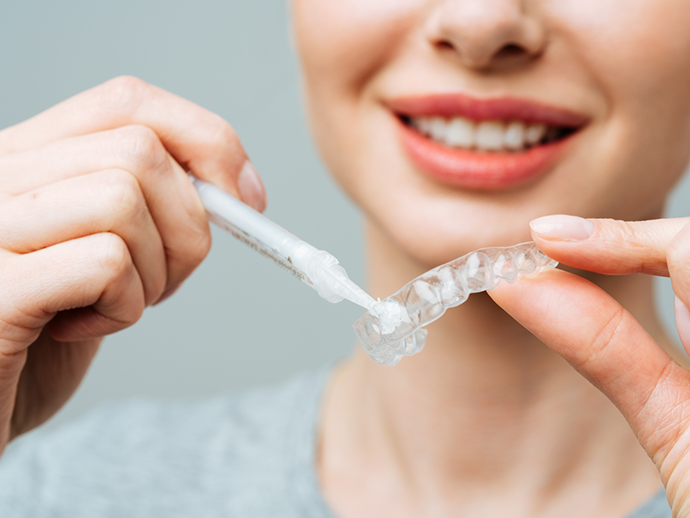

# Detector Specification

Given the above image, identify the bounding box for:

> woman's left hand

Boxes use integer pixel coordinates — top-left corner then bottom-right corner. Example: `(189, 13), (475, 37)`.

(488, 215), (690, 516)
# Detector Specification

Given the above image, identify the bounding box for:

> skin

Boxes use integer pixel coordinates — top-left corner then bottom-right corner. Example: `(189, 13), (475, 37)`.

(293, 0), (690, 263)
(491, 218), (690, 516)
(290, 0), (690, 516)
(1, 0), (690, 517)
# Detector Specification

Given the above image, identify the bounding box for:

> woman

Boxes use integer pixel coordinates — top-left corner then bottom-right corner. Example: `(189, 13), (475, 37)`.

(1, 1), (689, 516)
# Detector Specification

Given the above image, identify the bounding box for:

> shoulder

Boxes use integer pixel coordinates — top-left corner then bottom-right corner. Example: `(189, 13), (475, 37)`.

(0, 367), (332, 518)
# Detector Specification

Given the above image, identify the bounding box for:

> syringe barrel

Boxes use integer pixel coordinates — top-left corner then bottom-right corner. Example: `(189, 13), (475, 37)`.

(191, 176), (374, 308)
(191, 176), (321, 284)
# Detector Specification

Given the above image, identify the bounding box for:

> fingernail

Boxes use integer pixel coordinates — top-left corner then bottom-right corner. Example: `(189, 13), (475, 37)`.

(237, 161), (267, 212)
(674, 296), (690, 356)
(529, 215), (595, 241)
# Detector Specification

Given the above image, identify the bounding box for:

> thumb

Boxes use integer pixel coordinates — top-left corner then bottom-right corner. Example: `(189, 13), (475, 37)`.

(488, 269), (690, 465)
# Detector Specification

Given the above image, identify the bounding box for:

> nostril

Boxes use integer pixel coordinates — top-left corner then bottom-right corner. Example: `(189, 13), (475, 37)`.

(436, 40), (455, 51)
(496, 43), (526, 59)
(433, 38), (536, 71)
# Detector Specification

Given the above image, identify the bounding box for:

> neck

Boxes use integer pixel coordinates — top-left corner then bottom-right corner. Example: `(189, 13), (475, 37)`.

(318, 221), (666, 518)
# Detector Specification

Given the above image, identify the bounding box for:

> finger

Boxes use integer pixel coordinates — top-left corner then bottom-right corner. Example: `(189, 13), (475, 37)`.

(669, 221), (690, 353)
(529, 215), (690, 276)
(530, 215), (690, 319)
(488, 270), (690, 461)
(673, 296), (690, 356)
(0, 232), (146, 348)
(0, 126), (213, 295)
(0, 76), (266, 208)
(666, 222), (690, 305)
(0, 171), (166, 306)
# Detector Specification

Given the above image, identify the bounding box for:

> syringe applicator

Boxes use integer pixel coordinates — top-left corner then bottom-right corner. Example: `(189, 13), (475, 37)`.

(190, 175), (376, 310)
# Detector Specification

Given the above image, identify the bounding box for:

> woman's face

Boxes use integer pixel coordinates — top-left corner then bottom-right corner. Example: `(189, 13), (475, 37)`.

(292, 0), (690, 267)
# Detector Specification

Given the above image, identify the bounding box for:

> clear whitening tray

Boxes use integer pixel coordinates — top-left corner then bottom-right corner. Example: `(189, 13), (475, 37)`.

(353, 242), (558, 366)
(191, 175), (557, 367)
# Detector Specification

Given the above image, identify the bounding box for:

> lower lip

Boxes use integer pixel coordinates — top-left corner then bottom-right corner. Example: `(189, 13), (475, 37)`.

(396, 118), (572, 190)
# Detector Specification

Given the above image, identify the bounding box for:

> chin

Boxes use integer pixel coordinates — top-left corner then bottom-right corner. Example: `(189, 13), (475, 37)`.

(363, 191), (542, 269)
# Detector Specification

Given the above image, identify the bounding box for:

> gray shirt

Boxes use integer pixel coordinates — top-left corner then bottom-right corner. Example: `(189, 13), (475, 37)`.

(0, 368), (671, 517)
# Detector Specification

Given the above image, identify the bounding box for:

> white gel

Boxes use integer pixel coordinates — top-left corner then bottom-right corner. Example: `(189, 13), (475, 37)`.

(353, 242), (557, 366)
(370, 300), (412, 335)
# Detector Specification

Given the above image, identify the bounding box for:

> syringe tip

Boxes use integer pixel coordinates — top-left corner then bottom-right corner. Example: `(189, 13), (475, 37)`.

(312, 262), (376, 309)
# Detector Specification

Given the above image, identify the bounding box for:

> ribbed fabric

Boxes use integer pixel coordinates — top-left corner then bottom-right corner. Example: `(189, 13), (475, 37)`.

(0, 368), (671, 517)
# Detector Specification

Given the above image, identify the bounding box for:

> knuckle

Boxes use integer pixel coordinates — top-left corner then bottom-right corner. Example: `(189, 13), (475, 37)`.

(667, 239), (690, 296)
(197, 117), (246, 187)
(667, 235), (688, 273)
(205, 117), (245, 170)
(169, 224), (211, 276)
(123, 296), (146, 325)
(184, 211), (212, 265)
(209, 117), (239, 149)
(97, 76), (150, 117)
(629, 362), (687, 458)
(115, 125), (167, 170)
(100, 170), (146, 219)
(577, 306), (626, 370)
(610, 220), (641, 243)
(149, 273), (167, 305)
(191, 226), (212, 263)
(107, 297), (145, 332)
(93, 233), (132, 280)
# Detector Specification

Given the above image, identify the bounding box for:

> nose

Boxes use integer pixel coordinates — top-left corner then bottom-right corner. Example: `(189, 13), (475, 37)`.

(425, 0), (547, 71)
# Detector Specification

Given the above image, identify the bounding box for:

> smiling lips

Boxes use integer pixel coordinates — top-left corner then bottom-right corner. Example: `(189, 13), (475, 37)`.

(388, 94), (588, 190)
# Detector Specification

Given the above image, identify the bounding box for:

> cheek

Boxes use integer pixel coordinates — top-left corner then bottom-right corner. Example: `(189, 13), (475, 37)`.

(292, 0), (425, 198)
(293, 0), (421, 93)
(552, 0), (690, 207)
(551, 0), (690, 93)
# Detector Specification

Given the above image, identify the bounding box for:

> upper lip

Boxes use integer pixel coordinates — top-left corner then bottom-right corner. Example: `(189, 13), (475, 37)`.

(387, 93), (590, 128)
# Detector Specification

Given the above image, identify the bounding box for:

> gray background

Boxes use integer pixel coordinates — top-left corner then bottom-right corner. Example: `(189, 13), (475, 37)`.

(0, 0), (687, 429)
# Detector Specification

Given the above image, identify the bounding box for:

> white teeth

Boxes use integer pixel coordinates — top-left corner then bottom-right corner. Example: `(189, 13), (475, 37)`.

(410, 116), (560, 152)
(525, 123), (547, 145)
(503, 121), (526, 150)
(428, 117), (447, 142)
(415, 118), (432, 135)
(475, 121), (504, 151)
(446, 117), (474, 147)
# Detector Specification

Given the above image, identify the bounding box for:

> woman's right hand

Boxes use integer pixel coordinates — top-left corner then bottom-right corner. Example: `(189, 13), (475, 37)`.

(488, 216), (690, 515)
(0, 76), (266, 454)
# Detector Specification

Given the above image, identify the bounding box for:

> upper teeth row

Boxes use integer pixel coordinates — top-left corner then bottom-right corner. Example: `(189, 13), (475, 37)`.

(410, 116), (554, 152)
